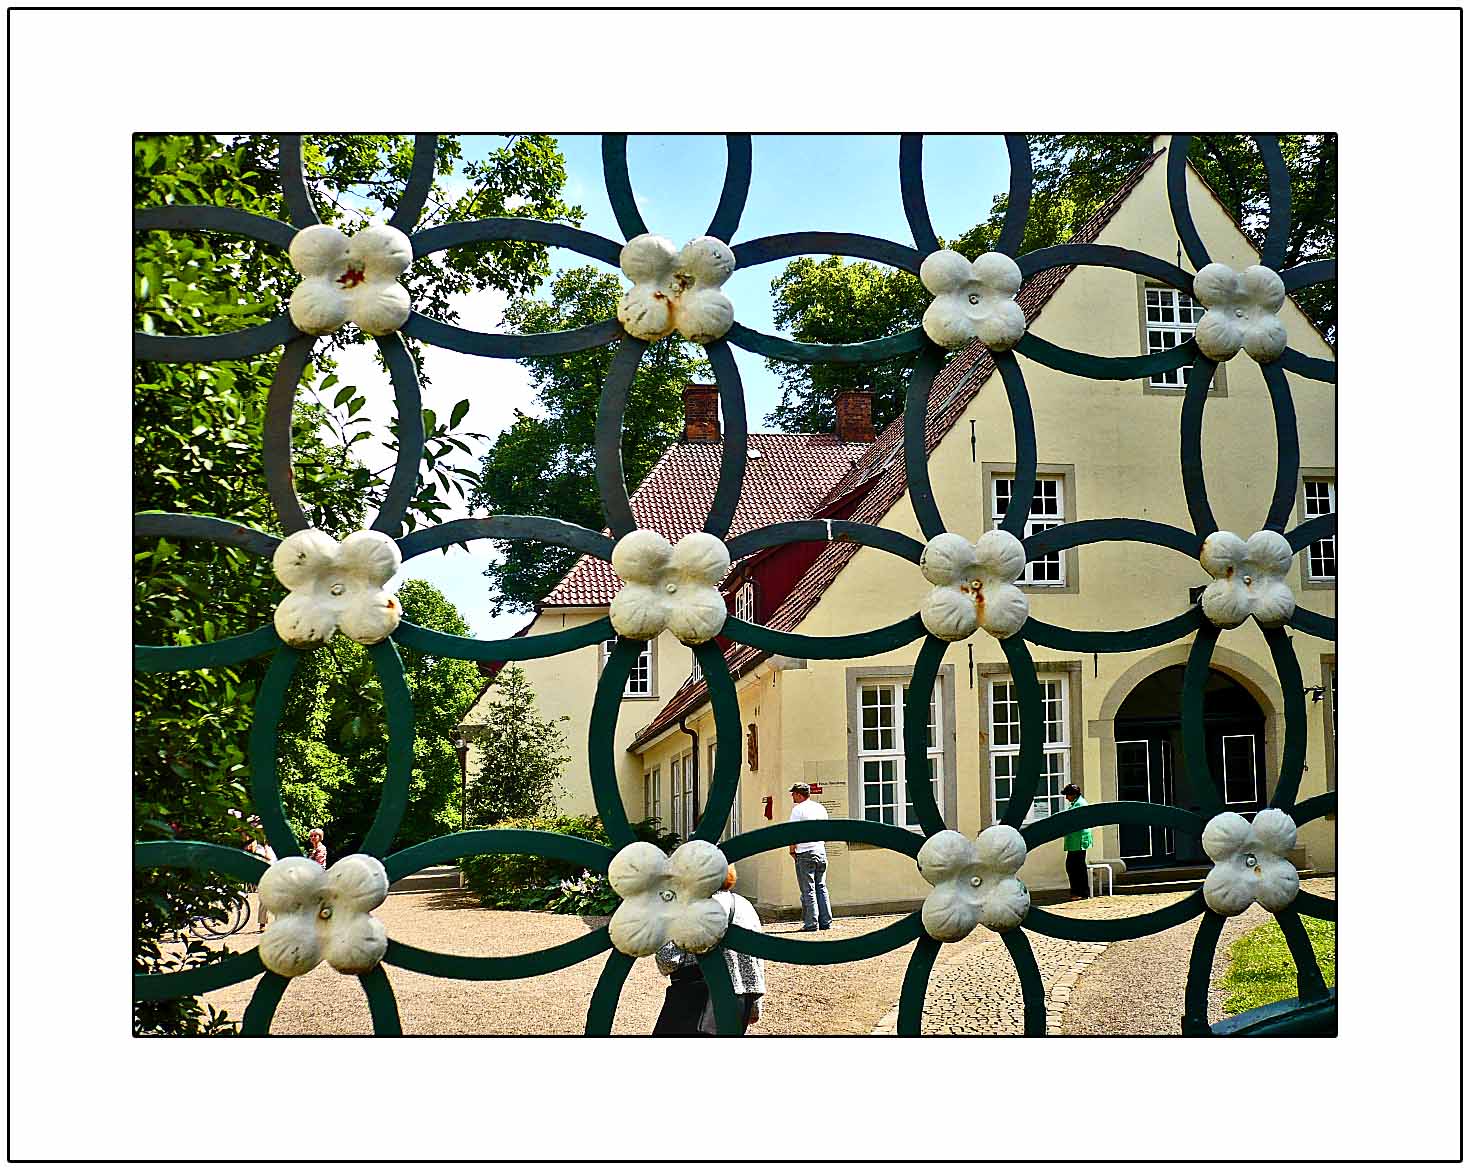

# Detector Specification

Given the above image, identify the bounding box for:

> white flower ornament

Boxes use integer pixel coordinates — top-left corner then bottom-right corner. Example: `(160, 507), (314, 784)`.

(607, 839), (731, 957)
(272, 529), (403, 648)
(920, 530), (1030, 641)
(288, 223), (413, 336)
(258, 854), (390, 976)
(920, 250), (1026, 351)
(609, 529), (730, 644)
(1199, 530), (1295, 629)
(917, 826), (1031, 940)
(1192, 263), (1287, 363)
(617, 234), (736, 343)
(1201, 808), (1300, 916)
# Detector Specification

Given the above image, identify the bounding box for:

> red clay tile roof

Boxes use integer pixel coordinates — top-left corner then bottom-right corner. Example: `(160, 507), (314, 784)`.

(541, 432), (873, 607)
(629, 149), (1166, 751)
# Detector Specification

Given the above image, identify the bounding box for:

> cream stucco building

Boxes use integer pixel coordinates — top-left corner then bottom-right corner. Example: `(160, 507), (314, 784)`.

(463, 143), (1336, 917)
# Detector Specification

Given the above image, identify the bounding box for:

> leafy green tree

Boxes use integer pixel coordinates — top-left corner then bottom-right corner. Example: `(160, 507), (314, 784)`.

(763, 256), (929, 434)
(470, 265), (709, 613)
(766, 135), (1337, 432)
(133, 132), (576, 1034)
(278, 580), (486, 852)
(462, 665), (570, 826)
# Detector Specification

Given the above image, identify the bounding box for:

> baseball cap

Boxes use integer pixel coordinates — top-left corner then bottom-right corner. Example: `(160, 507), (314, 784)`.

(790, 783), (811, 795)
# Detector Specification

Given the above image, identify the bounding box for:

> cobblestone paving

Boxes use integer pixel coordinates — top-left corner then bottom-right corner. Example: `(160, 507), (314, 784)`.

(1057, 877), (1335, 1036)
(871, 923), (1104, 1036)
(871, 878), (1335, 1036)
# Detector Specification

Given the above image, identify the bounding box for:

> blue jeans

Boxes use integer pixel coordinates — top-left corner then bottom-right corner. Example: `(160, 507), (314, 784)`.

(793, 852), (832, 930)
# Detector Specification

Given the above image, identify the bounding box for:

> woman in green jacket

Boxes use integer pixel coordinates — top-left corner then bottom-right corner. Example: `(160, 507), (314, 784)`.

(1061, 783), (1092, 899)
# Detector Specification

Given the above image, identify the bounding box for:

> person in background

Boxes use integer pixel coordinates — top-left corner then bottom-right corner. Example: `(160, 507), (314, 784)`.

(787, 783), (832, 931)
(1061, 783), (1093, 900)
(653, 865), (766, 1035)
(307, 827), (327, 868)
(243, 815), (276, 930)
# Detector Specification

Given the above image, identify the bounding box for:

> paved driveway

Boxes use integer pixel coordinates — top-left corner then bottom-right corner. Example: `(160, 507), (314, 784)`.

(194, 879), (1334, 1035)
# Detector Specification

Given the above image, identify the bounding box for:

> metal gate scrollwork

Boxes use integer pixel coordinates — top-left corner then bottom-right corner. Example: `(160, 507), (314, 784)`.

(134, 132), (1337, 1037)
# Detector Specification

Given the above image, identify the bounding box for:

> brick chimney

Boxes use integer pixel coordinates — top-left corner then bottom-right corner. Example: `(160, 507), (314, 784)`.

(834, 390), (875, 443)
(681, 383), (720, 444)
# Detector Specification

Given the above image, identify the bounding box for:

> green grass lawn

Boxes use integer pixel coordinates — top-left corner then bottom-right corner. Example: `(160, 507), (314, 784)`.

(1221, 916), (1336, 1015)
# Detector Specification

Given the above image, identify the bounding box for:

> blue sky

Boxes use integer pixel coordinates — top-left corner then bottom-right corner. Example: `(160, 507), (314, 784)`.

(357, 135), (1014, 638)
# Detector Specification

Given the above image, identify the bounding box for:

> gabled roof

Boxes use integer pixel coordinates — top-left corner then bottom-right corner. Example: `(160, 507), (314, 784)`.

(541, 432), (872, 607)
(629, 147), (1166, 750)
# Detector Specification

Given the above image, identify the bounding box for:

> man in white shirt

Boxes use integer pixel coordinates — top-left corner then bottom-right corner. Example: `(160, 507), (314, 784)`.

(787, 784), (833, 931)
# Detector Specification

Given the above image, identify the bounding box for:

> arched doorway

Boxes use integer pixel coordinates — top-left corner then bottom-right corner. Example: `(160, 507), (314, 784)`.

(1114, 665), (1268, 867)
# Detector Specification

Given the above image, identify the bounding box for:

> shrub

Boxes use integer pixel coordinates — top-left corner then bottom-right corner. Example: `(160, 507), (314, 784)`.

(461, 813), (677, 913)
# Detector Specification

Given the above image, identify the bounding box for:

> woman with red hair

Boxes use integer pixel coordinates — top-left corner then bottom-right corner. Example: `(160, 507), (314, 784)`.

(653, 864), (767, 1035)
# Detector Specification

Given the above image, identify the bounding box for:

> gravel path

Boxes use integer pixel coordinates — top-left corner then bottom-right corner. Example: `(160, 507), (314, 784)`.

(190, 879), (1333, 1035)
(1059, 877), (1336, 1036)
(199, 890), (942, 1036)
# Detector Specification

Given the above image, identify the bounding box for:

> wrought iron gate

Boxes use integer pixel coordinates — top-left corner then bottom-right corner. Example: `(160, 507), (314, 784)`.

(134, 133), (1336, 1036)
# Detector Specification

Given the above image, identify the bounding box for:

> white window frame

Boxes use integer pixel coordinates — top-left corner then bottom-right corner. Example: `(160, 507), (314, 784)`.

(689, 649), (703, 684)
(987, 675), (1071, 824)
(992, 475), (1066, 586)
(734, 581), (756, 622)
(669, 751), (695, 839)
(1143, 284), (1207, 389)
(1303, 478), (1336, 581)
(856, 680), (942, 831)
(602, 638), (654, 698)
(709, 740), (740, 841)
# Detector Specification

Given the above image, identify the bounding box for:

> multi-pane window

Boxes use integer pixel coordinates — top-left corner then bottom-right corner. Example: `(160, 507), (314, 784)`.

(989, 677), (1070, 823)
(710, 741), (740, 840)
(858, 681), (942, 829)
(602, 638), (653, 697)
(645, 764), (662, 826)
(734, 581), (756, 622)
(1144, 285), (1206, 388)
(1304, 478), (1336, 580)
(992, 476), (1065, 585)
(690, 650), (703, 684)
(669, 752), (695, 839)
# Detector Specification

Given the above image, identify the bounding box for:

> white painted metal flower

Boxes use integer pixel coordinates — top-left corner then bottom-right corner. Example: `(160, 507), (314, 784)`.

(617, 234), (736, 344)
(919, 530), (1030, 641)
(917, 825), (1031, 939)
(272, 529), (403, 648)
(1201, 808), (1300, 916)
(607, 839), (731, 957)
(920, 250), (1026, 351)
(258, 853), (390, 976)
(288, 223), (413, 336)
(1192, 263), (1288, 363)
(609, 529), (730, 644)
(1199, 530), (1296, 629)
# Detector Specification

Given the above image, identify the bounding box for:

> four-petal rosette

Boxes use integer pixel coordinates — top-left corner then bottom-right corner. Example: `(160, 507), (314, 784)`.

(920, 250), (1026, 351)
(617, 234), (736, 343)
(1199, 529), (1296, 629)
(919, 530), (1030, 641)
(607, 839), (731, 957)
(1192, 262), (1288, 363)
(917, 826), (1031, 940)
(272, 529), (404, 648)
(288, 223), (414, 337)
(609, 529), (730, 644)
(258, 853), (391, 977)
(1201, 808), (1300, 917)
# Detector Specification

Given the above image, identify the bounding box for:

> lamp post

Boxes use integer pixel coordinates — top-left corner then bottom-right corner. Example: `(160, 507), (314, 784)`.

(453, 732), (470, 831)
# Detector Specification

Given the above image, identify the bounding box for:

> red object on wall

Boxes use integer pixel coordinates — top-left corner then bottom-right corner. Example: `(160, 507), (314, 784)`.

(809, 785), (823, 795)
(762, 795), (773, 820)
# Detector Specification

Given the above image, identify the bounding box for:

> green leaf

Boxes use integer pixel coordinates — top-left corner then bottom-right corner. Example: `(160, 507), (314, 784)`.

(450, 399), (470, 429)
